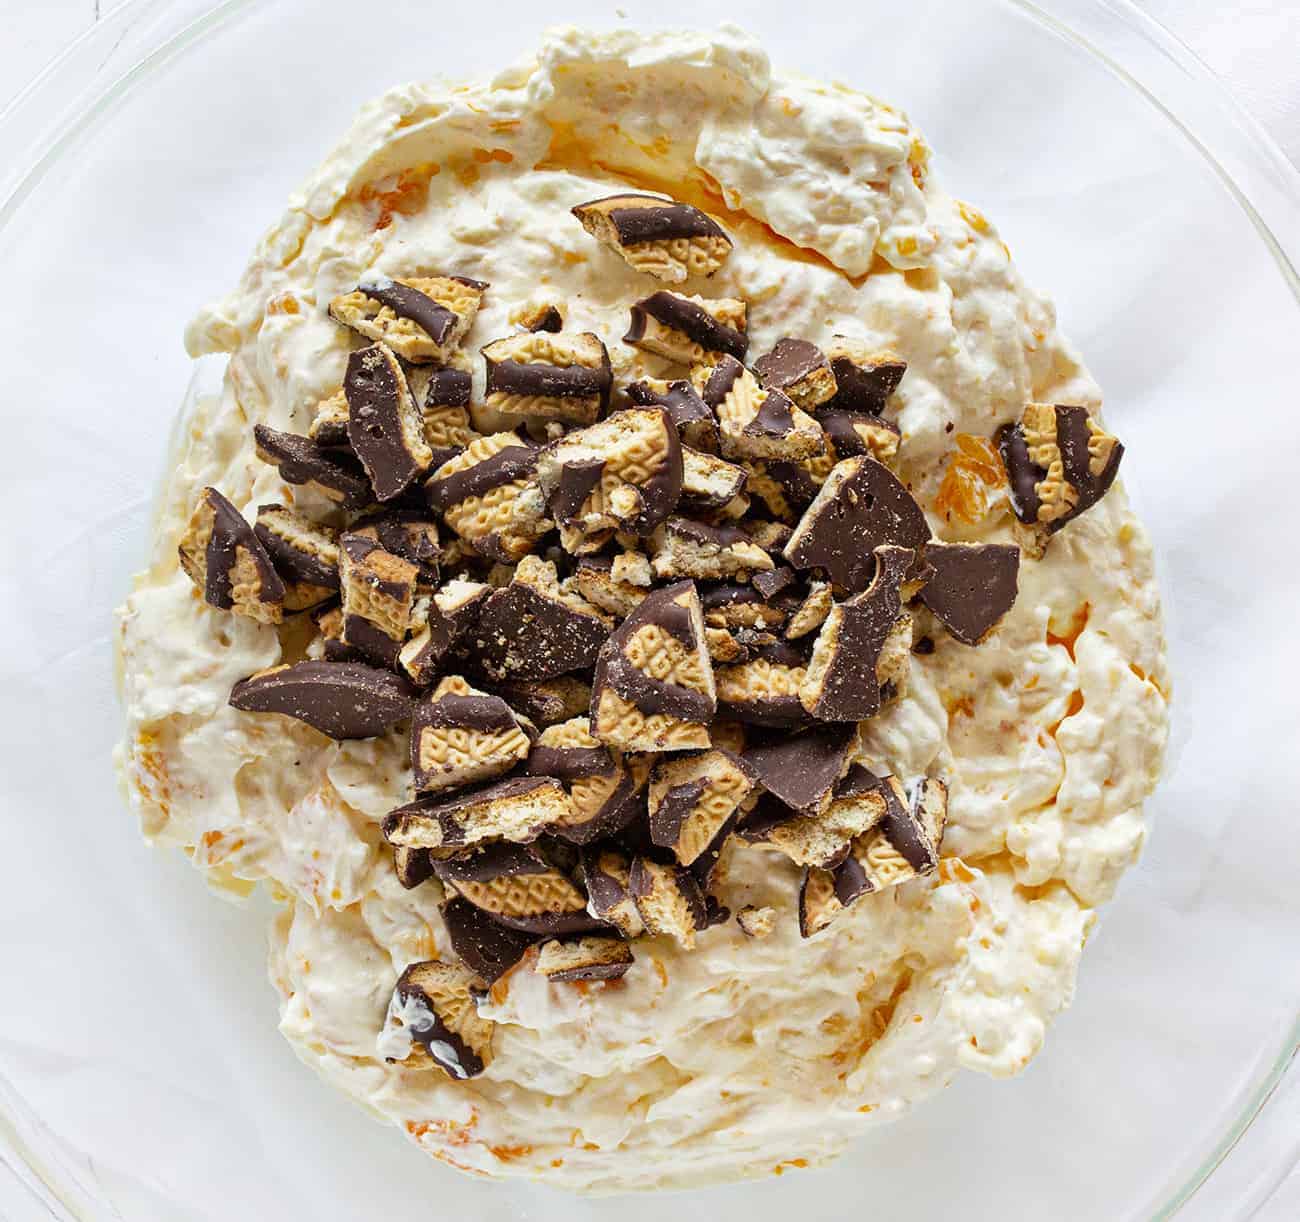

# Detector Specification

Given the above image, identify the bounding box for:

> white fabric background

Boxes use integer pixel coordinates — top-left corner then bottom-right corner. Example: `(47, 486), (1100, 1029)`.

(0, 1), (1294, 1218)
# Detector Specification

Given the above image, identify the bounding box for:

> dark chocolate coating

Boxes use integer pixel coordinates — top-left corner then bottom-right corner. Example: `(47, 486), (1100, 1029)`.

(648, 779), (709, 850)
(229, 661), (414, 739)
(392, 964), (487, 1078)
(487, 360), (611, 400)
(752, 565), (798, 601)
(345, 344), (426, 501)
(743, 724), (856, 814)
(442, 897), (541, 984)
(525, 306), (564, 333)
(547, 458), (606, 525)
(753, 338), (830, 392)
(603, 197), (727, 244)
(814, 407), (900, 458)
(359, 279), (459, 345)
(626, 379), (716, 434)
(805, 545), (913, 722)
(786, 457), (930, 591)
(625, 293), (747, 361)
(425, 445), (537, 510)
(698, 354), (745, 407)
(423, 367), (473, 408)
(917, 542), (1020, 646)
(745, 389), (799, 440)
(524, 744), (616, 781)
(199, 488), (285, 612)
(475, 581), (609, 683)
(827, 352), (906, 415)
(253, 424), (373, 509)
(254, 506), (339, 589)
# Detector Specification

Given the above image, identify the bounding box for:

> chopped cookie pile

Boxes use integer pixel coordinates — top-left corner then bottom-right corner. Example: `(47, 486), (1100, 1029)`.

(178, 191), (1124, 1083)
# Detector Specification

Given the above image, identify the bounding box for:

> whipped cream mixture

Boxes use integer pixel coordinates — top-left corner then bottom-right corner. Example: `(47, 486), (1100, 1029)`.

(116, 27), (1169, 1191)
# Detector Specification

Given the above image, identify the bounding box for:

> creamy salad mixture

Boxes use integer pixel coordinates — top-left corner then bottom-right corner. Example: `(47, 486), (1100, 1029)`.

(115, 26), (1168, 1192)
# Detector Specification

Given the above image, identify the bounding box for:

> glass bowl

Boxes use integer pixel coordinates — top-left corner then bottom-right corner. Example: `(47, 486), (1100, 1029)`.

(0, 1), (1295, 1218)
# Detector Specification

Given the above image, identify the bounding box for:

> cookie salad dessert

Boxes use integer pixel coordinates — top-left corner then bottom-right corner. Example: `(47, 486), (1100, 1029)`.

(115, 27), (1169, 1193)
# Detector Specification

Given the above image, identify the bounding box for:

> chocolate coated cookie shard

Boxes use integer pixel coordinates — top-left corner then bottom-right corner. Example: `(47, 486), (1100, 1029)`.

(691, 355), (825, 462)
(430, 841), (601, 935)
(997, 403), (1123, 548)
(572, 192), (732, 283)
(307, 388), (350, 445)
(626, 377), (719, 450)
(394, 845), (435, 890)
(525, 716), (647, 845)
(410, 674), (532, 794)
(344, 343), (433, 501)
(254, 504), (340, 612)
(229, 660), (414, 739)
(737, 905), (776, 938)
(380, 959), (494, 1078)
(800, 546), (914, 721)
(383, 775), (573, 850)
(178, 487), (285, 623)
(784, 456), (931, 591)
(798, 866), (843, 938)
(648, 749), (756, 866)
(784, 581), (833, 639)
(823, 339), (907, 415)
(573, 552), (653, 619)
(680, 447), (748, 510)
(629, 857), (709, 950)
(534, 935), (633, 982)
(253, 424), (373, 510)
(338, 532), (423, 668)
(579, 847), (645, 938)
(917, 541), (1020, 645)
(624, 291), (748, 365)
(813, 407), (901, 464)
(441, 896), (540, 985)
(515, 301), (564, 333)
(833, 775), (948, 902)
(425, 431), (550, 562)
(591, 580), (717, 752)
(715, 648), (810, 728)
(753, 338), (838, 411)
(473, 556), (611, 682)
(348, 509), (441, 581)
(482, 331), (612, 427)
(330, 273), (486, 364)
(650, 517), (774, 582)
(537, 407), (683, 537)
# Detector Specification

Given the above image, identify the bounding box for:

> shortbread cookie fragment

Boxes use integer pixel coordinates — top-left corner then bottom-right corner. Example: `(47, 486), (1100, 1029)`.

(349, 509), (441, 580)
(753, 338), (837, 410)
(178, 487), (285, 622)
(229, 660), (414, 739)
(393, 845), (436, 890)
(785, 457), (930, 590)
(482, 331), (612, 427)
(474, 556), (611, 682)
(784, 581), (833, 639)
(624, 292), (748, 364)
(832, 775), (948, 907)
(715, 644), (810, 727)
(590, 580), (717, 751)
(430, 841), (600, 935)
(997, 403), (1123, 546)
(537, 407), (683, 537)
(580, 847), (645, 938)
(338, 532), (422, 668)
(380, 959), (494, 1078)
(410, 675), (532, 794)
(627, 377), (719, 450)
(680, 448), (748, 510)
(648, 749), (755, 866)
(740, 764), (889, 868)
(425, 432), (549, 562)
(823, 339), (907, 415)
(573, 554), (653, 619)
(383, 775), (572, 850)
(253, 424), (373, 509)
(917, 542), (1020, 645)
(737, 905), (776, 938)
(441, 896), (541, 985)
(524, 717), (646, 844)
(629, 857), (709, 950)
(814, 407), (902, 464)
(344, 342), (434, 500)
(693, 355), (825, 462)
(650, 517), (774, 582)
(254, 504), (339, 612)
(800, 546), (914, 721)
(572, 193), (732, 283)
(307, 388), (350, 445)
(330, 273), (487, 364)
(535, 935), (634, 982)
